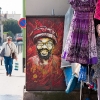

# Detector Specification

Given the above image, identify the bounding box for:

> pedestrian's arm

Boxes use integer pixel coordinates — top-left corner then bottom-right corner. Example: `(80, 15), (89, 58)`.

(0, 43), (5, 58)
(1, 43), (5, 50)
(0, 43), (5, 54)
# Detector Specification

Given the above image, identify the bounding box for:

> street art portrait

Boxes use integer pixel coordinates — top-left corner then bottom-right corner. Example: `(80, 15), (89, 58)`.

(26, 16), (66, 91)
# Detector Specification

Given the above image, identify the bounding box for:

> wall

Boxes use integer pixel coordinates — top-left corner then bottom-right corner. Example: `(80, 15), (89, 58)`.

(26, 0), (70, 15)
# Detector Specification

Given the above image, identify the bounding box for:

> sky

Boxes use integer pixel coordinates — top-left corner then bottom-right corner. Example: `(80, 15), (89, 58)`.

(0, 0), (23, 17)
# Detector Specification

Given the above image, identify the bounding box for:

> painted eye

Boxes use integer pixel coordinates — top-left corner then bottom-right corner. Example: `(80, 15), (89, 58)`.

(37, 43), (43, 46)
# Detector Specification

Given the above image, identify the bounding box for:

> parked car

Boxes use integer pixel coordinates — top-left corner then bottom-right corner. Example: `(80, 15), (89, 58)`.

(16, 33), (23, 42)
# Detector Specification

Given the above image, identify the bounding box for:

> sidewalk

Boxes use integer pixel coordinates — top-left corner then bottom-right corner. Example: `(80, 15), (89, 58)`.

(0, 53), (25, 100)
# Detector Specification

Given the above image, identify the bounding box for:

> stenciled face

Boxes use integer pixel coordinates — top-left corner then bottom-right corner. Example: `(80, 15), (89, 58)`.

(97, 24), (100, 37)
(36, 38), (54, 60)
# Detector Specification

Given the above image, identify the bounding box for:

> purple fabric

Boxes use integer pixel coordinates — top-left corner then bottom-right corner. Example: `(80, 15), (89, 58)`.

(62, 0), (97, 64)
(62, 51), (67, 59)
(88, 57), (98, 64)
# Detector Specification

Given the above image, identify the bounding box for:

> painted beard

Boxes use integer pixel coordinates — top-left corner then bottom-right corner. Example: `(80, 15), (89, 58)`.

(37, 49), (52, 60)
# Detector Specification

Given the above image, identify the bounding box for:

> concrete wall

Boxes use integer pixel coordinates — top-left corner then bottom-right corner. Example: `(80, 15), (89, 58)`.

(23, 89), (98, 100)
(26, 0), (70, 15)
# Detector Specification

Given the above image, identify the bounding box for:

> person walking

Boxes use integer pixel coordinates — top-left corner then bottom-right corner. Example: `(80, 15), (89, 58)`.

(1, 36), (18, 76)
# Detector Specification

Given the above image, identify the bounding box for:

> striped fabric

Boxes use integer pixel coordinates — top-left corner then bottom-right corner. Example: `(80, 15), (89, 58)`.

(94, 0), (100, 20)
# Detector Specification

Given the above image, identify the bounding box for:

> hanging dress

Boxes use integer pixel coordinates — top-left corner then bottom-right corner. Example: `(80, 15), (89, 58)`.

(62, 0), (98, 64)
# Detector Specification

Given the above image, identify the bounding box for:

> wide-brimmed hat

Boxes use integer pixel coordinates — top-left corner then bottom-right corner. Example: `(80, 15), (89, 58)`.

(30, 26), (57, 44)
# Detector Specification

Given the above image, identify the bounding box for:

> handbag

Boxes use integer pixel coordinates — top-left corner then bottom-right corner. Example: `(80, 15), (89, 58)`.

(64, 66), (80, 93)
(64, 66), (72, 86)
(65, 74), (80, 93)
(12, 52), (16, 59)
(7, 43), (16, 59)
(14, 61), (19, 70)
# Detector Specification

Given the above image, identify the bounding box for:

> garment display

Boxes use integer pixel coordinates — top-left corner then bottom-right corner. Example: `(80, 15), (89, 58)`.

(60, 0), (100, 100)
(62, 0), (98, 64)
(94, 0), (100, 20)
(92, 37), (100, 81)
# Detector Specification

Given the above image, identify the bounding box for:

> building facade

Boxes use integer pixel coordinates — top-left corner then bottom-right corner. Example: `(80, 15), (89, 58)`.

(2, 13), (21, 21)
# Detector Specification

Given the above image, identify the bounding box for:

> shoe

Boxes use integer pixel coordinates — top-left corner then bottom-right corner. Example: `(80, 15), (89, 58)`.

(9, 74), (11, 77)
(6, 72), (8, 76)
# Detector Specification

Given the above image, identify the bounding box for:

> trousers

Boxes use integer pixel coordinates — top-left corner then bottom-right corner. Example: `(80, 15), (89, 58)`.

(4, 56), (13, 74)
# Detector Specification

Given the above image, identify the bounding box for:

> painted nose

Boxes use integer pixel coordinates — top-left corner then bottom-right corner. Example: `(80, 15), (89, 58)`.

(42, 44), (47, 48)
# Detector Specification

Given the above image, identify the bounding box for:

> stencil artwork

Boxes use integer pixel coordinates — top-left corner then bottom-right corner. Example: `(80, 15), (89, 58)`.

(26, 16), (66, 91)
